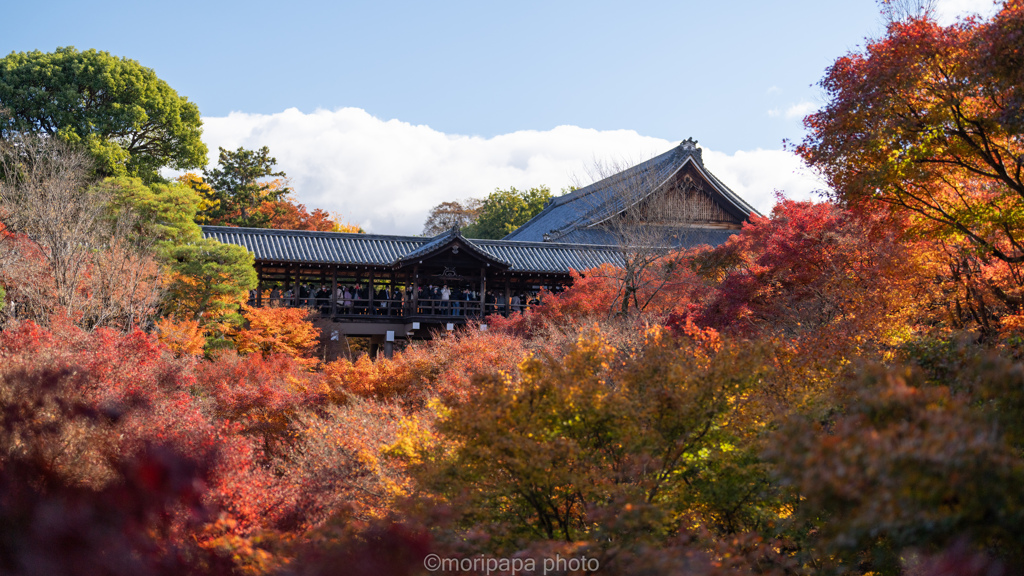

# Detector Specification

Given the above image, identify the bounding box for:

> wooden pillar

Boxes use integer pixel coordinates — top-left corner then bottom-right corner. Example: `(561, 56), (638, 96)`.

(479, 267), (487, 318)
(318, 268), (325, 312)
(504, 277), (511, 317)
(354, 270), (362, 314)
(368, 270), (375, 315)
(390, 270), (397, 317)
(411, 266), (420, 316)
(293, 267), (300, 307)
(330, 266), (338, 317)
(256, 267), (264, 307)
(282, 267), (290, 307)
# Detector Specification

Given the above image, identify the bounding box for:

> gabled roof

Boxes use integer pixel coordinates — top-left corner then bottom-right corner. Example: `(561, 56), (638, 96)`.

(503, 138), (760, 244)
(202, 226), (624, 274)
(393, 227), (511, 270)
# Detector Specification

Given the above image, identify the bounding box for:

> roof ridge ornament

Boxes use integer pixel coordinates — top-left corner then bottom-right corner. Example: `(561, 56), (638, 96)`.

(679, 137), (703, 166)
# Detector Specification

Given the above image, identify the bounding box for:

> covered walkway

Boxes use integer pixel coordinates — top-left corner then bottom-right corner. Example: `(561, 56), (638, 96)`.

(204, 225), (624, 337)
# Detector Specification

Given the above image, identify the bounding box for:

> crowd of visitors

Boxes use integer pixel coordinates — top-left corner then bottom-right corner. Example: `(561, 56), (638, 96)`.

(248, 283), (548, 318)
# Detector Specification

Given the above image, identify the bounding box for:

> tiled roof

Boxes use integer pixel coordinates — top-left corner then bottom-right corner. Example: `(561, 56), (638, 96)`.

(202, 226), (624, 274)
(395, 227), (513, 269)
(202, 227), (424, 265)
(474, 238), (624, 272)
(551, 227), (740, 247)
(503, 138), (758, 245)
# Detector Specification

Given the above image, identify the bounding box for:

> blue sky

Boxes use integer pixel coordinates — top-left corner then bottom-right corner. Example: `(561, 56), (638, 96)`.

(1, 0), (1002, 233)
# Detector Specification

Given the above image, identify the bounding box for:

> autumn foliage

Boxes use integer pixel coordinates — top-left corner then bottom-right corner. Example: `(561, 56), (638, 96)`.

(156, 316), (207, 356)
(234, 305), (320, 368)
(6, 5), (1024, 575)
(7, 186), (1024, 574)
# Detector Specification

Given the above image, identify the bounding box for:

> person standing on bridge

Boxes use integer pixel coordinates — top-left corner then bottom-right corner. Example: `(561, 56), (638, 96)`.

(342, 286), (353, 314)
(441, 284), (451, 315)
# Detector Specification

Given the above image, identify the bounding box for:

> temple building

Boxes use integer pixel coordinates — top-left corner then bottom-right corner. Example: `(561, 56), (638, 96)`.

(505, 138), (759, 246)
(203, 138), (760, 349)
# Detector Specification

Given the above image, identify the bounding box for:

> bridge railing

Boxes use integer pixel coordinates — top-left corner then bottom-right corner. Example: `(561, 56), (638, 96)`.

(253, 294), (517, 319)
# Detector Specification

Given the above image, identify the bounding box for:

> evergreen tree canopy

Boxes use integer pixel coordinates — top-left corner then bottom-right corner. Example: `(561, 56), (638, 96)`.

(0, 47), (207, 182)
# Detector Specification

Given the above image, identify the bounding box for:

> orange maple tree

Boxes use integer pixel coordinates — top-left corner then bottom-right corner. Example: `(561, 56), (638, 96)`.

(233, 304), (320, 368)
(796, 2), (1024, 336)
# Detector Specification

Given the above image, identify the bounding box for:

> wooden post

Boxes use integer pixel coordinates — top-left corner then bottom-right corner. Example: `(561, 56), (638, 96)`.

(293, 267), (301, 307)
(479, 267), (487, 318)
(330, 266), (338, 317)
(319, 268), (326, 313)
(368, 270), (375, 315)
(390, 270), (397, 317)
(355, 270), (363, 315)
(504, 277), (511, 317)
(412, 266), (420, 316)
(282, 267), (289, 307)
(256, 267), (263, 307)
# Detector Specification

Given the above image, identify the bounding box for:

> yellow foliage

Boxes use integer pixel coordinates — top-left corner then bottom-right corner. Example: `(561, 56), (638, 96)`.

(329, 211), (365, 233)
(154, 316), (206, 356)
(177, 172), (219, 222)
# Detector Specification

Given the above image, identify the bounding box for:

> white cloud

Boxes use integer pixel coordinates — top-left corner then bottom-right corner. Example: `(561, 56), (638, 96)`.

(767, 101), (816, 121)
(934, 0), (1002, 24)
(784, 102), (816, 120)
(201, 107), (825, 235)
(702, 148), (826, 216)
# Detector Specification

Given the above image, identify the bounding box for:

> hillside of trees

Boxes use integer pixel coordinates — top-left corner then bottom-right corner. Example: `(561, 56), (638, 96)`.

(2, 3), (1024, 575)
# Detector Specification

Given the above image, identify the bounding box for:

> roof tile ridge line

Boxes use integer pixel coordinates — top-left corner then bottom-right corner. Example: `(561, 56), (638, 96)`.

(201, 224), (430, 243)
(477, 238), (622, 250)
(580, 151), (692, 230)
(459, 234), (513, 266)
(544, 152), (663, 215)
(540, 183), (639, 239)
(667, 150), (756, 215)
(549, 147), (674, 207)
(398, 229), (511, 266)
(505, 193), (586, 240)
(506, 148), (678, 240)
(554, 149), (686, 234)
(585, 147), (758, 231)
(403, 228), (459, 257)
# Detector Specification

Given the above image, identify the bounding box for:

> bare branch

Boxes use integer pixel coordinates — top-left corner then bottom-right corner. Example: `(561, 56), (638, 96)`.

(0, 133), (160, 329)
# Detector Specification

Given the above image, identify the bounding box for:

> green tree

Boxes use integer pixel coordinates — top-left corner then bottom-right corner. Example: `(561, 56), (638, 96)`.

(162, 238), (257, 345)
(462, 186), (553, 239)
(91, 176), (258, 343)
(409, 328), (783, 551)
(93, 176), (203, 250)
(201, 146), (289, 228)
(0, 47), (207, 182)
